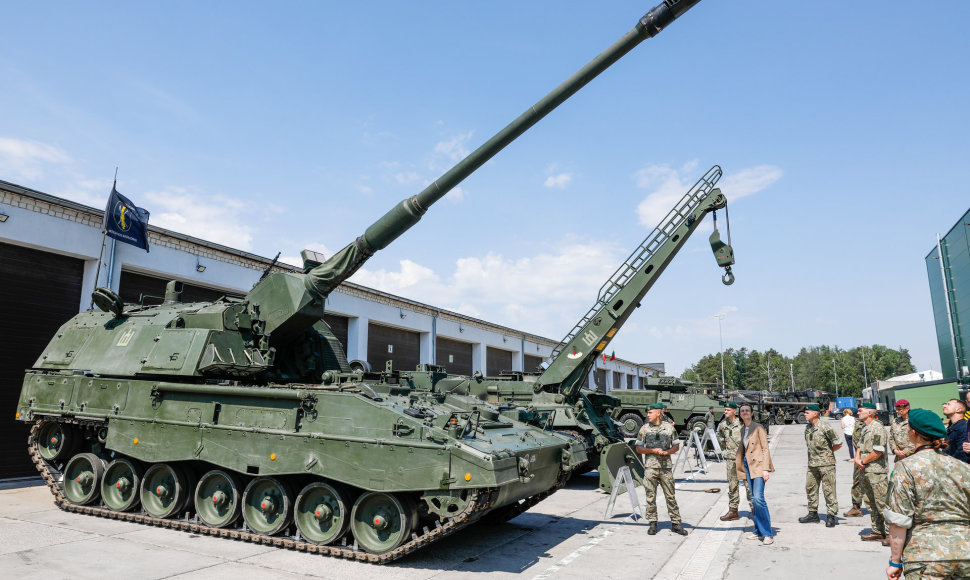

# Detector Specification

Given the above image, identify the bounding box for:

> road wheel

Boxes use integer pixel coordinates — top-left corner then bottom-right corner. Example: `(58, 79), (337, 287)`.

(295, 482), (349, 545)
(37, 422), (76, 463)
(102, 458), (143, 511)
(350, 492), (416, 554)
(63, 453), (105, 506)
(617, 413), (644, 439)
(795, 412), (808, 424)
(141, 463), (192, 518)
(196, 470), (244, 528)
(242, 477), (293, 536)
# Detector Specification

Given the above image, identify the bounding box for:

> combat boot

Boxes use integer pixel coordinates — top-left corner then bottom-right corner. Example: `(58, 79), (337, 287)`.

(826, 516), (838, 528)
(671, 523), (688, 536)
(647, 522), (658, 535)
(798, 512), (820, 524)
(719, 509), (740, 521)
(844, 504), (863, 517)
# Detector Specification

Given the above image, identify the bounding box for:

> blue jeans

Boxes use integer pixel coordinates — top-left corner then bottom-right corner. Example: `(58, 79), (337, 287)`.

(844, 435), (854, 458)
(744, 458), (773, 538)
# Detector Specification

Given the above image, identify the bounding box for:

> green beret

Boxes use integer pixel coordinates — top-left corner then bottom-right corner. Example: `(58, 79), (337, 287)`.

(908, 408), (946, 439)
(806, 404), (821, 412)
(861, 402), (876, 409)
(648, 403), (664, 410)
(725, 402), (739, 409)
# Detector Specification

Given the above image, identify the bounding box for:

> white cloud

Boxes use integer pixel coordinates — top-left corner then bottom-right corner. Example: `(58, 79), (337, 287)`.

(433, 132), (473, 163)
(0, 137), (72, 181)
(544, 173), (573, 189)
(280, 242), (336, 268)
(350, 259), (439, 291)
(394, 171), (421, 184)
(445, 186), (465, 203)
(143, 186), (255, 250)
(718, 165), (784, 200)
(349, 237), (624, 336)
(635, 162), (782, 228)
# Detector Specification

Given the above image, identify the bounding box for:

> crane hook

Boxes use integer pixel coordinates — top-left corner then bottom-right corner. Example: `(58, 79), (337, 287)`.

(721, 266), (735, 286)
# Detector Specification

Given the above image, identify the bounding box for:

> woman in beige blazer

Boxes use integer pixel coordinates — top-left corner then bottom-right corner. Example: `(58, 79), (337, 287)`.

(735, 403), (775, 544)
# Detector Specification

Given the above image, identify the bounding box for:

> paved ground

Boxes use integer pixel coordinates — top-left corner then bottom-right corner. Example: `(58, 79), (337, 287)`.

(0, 420), (893, 579)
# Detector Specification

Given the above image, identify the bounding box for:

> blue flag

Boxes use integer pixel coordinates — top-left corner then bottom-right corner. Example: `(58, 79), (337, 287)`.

(102, 184), (150, 251)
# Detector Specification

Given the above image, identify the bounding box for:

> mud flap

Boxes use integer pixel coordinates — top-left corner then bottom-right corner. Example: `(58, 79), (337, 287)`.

(598, 440), (645, 493)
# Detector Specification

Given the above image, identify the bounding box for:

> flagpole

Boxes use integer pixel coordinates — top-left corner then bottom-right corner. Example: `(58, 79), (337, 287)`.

(90, 168), (120, 309)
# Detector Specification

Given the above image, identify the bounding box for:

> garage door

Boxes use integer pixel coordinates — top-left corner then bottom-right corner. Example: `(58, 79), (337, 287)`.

(524, 354), (544, 373)
(612, 371), (622, 391)
(437, 336), (472, 375)
(486, 347), (513, 375)
(119, 270), (242, 305)
(0, 242), (84, 478)
(368, 323), (419, 373)
(323, 314), (349, 353)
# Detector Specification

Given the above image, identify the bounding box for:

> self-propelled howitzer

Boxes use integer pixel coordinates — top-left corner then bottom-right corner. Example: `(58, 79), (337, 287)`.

(14, 0), (704, 563)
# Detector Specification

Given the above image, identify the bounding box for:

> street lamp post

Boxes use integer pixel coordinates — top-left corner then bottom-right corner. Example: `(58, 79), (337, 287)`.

(833, 357), (839, 399)
(715, 314), (726, 389)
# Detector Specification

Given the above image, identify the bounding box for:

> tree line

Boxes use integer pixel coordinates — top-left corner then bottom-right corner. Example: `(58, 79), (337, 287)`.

(679, 344), (916, 397)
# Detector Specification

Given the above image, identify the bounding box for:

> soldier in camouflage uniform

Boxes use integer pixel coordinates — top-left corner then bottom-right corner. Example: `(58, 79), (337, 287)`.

(845, 417), (866, 517)
(798, 404), (842, 527)
(889, 399), (916, 462)
(717, 402), (749, 521)
(636, 403), (688, 536)
(855, 402), (889, 540)
(884, 408), (970, 580)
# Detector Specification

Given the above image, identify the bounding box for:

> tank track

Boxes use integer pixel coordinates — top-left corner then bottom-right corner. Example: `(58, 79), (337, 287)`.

(27, 419), (566, 564)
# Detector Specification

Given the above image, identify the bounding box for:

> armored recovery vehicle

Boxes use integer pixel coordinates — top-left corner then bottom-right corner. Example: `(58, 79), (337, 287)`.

(449, 163), (737, 492)
(13, 0), (704, 563)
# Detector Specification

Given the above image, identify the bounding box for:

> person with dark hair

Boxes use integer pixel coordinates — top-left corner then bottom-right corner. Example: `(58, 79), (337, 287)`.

(942, 399), (969, 463)
(736, 403), (774, 545)
(884, 408), (970, 579)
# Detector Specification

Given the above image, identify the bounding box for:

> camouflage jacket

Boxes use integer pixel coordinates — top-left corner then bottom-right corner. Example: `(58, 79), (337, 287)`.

(637, 421), (678, 469)
(857, 419), (888, 473)
(717, 417), (743, 456)
(804, 419), (841, 467)
(889, 417), (916, 457)
(884, 448), (970, 563)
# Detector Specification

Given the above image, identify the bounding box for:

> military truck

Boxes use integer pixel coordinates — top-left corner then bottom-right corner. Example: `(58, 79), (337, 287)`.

(611, 378), (774, 438)
(610, 376), (724, 437)
(762, 390), (833, 424)
(13, 0), (704, 563)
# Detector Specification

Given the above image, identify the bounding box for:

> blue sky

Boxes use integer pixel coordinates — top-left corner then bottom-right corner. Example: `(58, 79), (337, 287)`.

(2, 1), (968, 378)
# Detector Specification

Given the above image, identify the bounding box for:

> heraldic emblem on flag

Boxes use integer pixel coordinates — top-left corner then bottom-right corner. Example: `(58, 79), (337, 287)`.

(102, 184), (151, 251)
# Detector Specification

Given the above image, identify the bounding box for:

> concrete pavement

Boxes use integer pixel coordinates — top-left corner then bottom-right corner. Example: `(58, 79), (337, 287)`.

(0, 419), (893, 579)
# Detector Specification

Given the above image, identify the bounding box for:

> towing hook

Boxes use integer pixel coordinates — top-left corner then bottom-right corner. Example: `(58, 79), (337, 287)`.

(721, 267), (735, 286)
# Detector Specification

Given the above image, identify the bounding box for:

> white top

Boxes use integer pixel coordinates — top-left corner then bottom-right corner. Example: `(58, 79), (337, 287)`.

(841, 415), (855, 435)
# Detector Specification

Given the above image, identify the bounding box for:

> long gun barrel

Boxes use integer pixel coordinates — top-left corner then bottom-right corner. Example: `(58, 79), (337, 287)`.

(304, 0), (702, 298)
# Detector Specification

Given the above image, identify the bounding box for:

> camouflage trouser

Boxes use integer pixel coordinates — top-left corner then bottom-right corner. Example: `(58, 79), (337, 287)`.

(860, 470), (888, 535)
(902, 560), (970, 580)
(726, 461), (750, 510)
(806, 466), (838, 516)
(643, 467), (681, 525)
(851, 465), (864, 506)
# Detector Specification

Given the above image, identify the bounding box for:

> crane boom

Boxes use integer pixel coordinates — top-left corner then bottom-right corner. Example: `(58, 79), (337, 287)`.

(536, 165), (734, 401)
